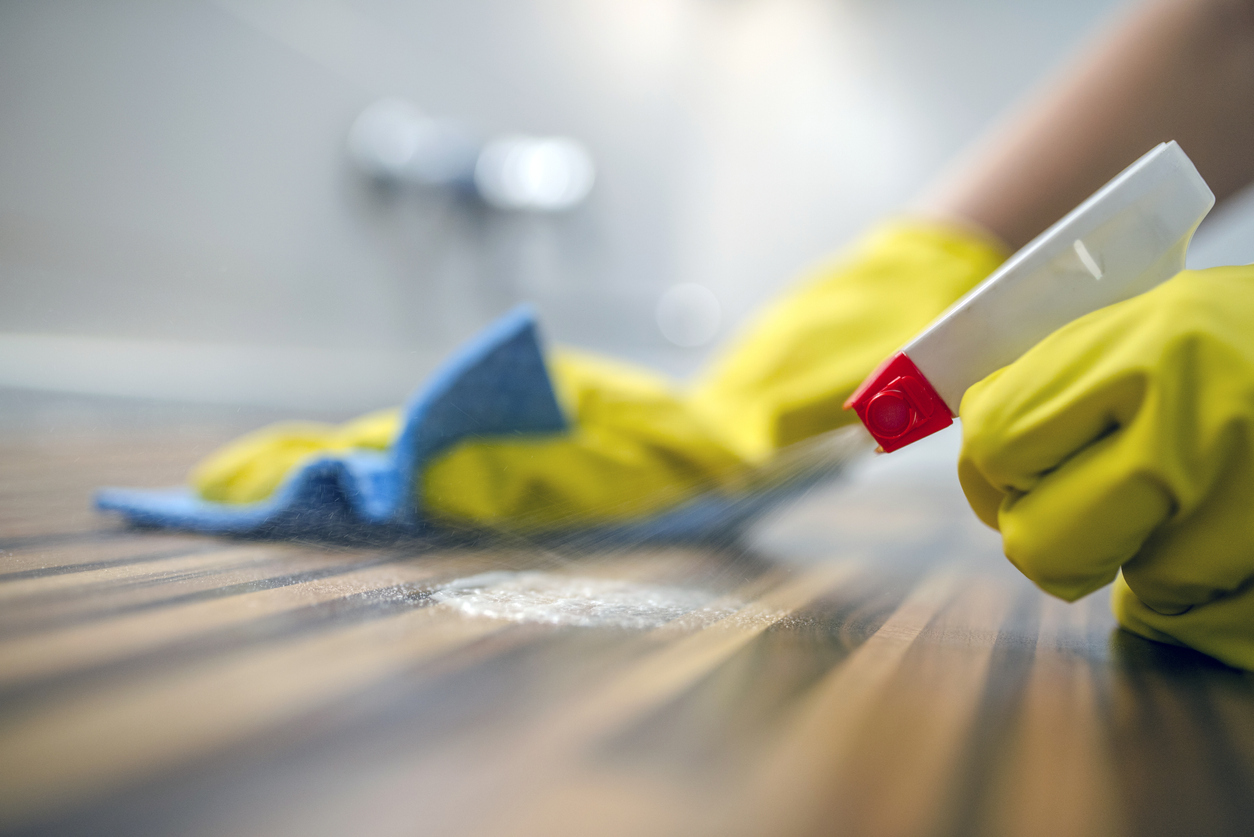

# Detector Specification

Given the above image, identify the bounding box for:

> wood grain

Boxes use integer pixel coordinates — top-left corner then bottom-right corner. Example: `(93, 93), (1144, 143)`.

(2, 389), (1254, 837)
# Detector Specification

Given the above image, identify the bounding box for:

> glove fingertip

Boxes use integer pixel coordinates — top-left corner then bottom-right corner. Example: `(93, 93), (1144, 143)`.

(956, 452), (1002, 530)
(1109, 574), (1188, 647)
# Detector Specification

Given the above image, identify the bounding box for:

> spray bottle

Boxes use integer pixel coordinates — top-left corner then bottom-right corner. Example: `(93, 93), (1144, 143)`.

(845, 141), (1215, 452)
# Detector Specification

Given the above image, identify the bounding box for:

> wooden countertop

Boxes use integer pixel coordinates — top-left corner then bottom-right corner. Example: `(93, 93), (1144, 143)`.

(2, 389), (1252, 837)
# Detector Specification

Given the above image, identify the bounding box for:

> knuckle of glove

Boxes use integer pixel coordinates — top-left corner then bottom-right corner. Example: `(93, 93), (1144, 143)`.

(957, 368), (1044, 529)
(998, 457), (1171, 602)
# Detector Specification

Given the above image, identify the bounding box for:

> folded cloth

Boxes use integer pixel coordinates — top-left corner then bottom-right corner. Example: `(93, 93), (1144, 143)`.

(96, 307), (849, 543)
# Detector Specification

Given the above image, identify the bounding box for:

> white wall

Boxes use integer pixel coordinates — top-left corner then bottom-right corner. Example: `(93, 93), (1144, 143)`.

(3, 0), (1249, 410)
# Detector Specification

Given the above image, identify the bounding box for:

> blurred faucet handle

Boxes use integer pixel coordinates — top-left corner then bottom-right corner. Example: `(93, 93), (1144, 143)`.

(348, 98), (480, 187)
(348, 98), (596, 211)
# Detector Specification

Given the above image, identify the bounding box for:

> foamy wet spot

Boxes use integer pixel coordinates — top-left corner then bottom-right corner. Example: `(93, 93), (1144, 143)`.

(431, 571), (738, 629)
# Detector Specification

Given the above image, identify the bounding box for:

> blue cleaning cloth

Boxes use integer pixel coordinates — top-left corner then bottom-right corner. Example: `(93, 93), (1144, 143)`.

(96, 307), (842, 543)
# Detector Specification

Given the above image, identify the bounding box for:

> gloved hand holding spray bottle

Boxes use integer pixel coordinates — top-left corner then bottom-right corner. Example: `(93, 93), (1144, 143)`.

(848, 141), (1254, 670)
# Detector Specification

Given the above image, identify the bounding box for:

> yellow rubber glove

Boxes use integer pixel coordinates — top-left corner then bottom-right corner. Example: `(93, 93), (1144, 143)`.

(688, 221), (1007, 462)
(423, 350), (747, 527)
(192, 220), (1006, 529)
(187, 350), (740, 519)
(958, 265), (1254, 670)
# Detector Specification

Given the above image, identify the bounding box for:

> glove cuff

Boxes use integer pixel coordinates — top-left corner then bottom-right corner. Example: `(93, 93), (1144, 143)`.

(691, 219), (1008, 461)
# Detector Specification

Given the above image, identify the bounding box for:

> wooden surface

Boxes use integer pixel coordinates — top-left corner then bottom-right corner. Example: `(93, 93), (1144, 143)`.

(3, 389), (1254, 837)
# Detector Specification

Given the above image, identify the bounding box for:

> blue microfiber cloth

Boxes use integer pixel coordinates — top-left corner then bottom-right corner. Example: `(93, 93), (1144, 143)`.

(96, 307), (847, 543)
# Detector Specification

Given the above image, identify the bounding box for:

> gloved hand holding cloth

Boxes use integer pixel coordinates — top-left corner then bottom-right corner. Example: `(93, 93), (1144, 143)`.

(119, 220), (1003, 537)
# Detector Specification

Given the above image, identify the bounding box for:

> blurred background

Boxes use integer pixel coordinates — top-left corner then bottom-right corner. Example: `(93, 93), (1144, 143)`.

(3, 0), (1254, 413)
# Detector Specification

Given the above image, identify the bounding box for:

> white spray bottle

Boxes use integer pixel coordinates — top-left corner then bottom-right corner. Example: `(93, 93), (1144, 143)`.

(846, 141), (1215, 452)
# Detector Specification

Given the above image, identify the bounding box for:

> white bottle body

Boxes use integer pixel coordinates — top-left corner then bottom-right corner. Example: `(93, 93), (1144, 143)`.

(907, 141), (1215, 414)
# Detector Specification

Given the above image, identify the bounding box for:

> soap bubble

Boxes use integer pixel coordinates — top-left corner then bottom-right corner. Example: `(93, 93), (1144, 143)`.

(655, 283), (721, 347)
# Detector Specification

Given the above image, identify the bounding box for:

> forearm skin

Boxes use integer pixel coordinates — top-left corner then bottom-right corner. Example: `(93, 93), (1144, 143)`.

(922, 0), (1254, 250)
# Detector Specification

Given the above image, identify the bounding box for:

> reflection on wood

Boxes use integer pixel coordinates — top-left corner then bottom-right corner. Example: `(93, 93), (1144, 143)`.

(2, 392), (1254, 837)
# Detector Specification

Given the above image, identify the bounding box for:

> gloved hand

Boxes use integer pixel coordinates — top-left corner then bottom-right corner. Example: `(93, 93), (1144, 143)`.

(423, 348), (749, 527)
(192, 220), (1006, 529)
(958, 265), (1254, 670)
(685, 221), (1006, 461)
